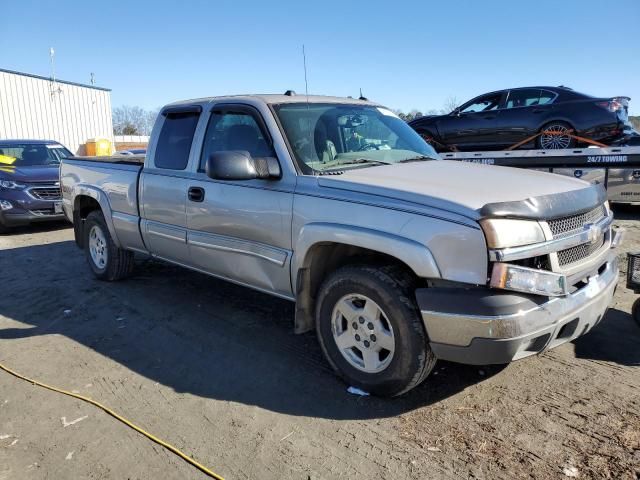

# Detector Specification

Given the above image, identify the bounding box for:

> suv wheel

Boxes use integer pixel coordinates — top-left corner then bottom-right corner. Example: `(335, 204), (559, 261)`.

(316, 265), (436, 397)
(84, 210), (134, 281)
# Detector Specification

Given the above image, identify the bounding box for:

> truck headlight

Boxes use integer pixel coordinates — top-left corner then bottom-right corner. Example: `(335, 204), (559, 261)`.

(0, 180), (27, 190)
(490, 263), (567, 297)
(480, 218), (545, 249)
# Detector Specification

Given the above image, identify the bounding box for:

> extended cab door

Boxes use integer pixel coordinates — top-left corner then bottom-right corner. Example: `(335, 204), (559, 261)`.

(139, 106), (201, 264)
(185, 103), (295, 298)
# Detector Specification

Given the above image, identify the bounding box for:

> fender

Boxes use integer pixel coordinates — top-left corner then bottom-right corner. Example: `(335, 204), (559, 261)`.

(72, 184), (122, 248)
(292, 222), (441, 288)
(291, 222), (441, 333)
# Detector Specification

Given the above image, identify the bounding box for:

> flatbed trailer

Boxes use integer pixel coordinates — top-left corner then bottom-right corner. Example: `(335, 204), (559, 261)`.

(440, 146), (640, 204)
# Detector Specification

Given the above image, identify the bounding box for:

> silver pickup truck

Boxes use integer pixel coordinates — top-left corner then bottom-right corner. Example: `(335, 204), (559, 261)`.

(61, 94), (622, 396)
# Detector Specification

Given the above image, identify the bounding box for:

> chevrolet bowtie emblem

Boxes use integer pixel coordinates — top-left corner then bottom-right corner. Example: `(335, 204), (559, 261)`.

(585, 223), (602, 244)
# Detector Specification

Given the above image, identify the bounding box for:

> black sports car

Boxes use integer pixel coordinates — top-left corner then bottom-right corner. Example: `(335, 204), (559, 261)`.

(410, 86), (635, 151)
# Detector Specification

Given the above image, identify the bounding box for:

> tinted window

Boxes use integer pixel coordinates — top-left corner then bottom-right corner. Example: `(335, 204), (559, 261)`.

(460, 93), (502, 113)
(505, 89), (556, 109)
(538, 90), (555, 105)
(505, 89), (542, 108)
(155, 112), (200, 170)
(200, 110), (274, 170)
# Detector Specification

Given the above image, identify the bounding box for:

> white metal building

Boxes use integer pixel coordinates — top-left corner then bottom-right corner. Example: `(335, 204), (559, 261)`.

(0, 68), (113, 155)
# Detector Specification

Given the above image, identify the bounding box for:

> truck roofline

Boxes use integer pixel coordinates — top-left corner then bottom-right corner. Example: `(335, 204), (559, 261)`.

(163, 94), (382, 109)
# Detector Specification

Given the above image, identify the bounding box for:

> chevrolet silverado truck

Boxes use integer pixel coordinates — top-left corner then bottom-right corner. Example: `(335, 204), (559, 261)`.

(60, 94), (622, 396)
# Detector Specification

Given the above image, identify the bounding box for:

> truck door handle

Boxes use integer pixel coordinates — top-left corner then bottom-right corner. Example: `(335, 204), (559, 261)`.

(188, 187), (205, 202)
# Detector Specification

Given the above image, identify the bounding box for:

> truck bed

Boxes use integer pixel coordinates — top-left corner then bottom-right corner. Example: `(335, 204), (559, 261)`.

(68, 154), (145, 165)
(60, 156), (145, 251)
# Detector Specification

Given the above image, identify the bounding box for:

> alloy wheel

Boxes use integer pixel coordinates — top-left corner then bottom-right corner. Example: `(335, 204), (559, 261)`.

(88, 225), (108, 269)
(331, 294), (395, 373)
(540, 124), (572, 149)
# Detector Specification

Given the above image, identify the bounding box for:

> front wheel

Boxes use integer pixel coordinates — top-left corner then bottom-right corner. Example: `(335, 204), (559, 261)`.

(632, 298), (640, 327)
(84, 210), (134, 281)
(315, 265), (436, 397)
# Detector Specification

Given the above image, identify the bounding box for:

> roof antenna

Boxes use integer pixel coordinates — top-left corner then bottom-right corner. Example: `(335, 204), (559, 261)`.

(302, 44), (310, 104)
(358, 88), (368, 101)
(302, 44), (318, 176)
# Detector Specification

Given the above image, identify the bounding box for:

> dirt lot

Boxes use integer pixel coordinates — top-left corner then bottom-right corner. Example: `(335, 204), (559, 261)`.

(1, 209), (639, 480)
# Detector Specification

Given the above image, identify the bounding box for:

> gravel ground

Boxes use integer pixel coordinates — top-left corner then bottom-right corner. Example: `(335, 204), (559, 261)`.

(1, 208), (638, 480)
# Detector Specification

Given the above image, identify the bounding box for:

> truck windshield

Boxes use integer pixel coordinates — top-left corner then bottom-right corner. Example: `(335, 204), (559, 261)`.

(0, 143), (73, 167)
(274, 103), (439, 173)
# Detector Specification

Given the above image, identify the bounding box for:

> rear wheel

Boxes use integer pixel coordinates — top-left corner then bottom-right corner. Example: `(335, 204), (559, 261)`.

(537, 122), (576, 150)
(84, 210), (134, 281)
(315, 265), (436, 397)
(0, 221), (9, 234)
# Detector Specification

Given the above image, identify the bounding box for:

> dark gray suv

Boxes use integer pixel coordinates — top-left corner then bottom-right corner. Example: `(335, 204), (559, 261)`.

(0, 140), (72, 233)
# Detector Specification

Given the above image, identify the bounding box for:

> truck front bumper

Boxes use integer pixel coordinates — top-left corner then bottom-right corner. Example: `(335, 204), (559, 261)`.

(417, 253), (618, 365)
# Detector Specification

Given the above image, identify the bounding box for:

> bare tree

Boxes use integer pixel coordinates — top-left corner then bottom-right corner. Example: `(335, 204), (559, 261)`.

(442, 96), (459, 114)
(408, 109), (423, 121)
(112, 105), (159, 135)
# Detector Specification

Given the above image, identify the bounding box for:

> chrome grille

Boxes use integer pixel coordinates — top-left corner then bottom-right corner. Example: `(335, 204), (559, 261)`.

(28, 186), (61, 200)
(557, 235), (605, 266)
(547, 205), (606, 238)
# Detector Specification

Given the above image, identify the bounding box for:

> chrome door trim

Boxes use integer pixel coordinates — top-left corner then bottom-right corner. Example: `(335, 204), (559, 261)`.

(145, 220), (187, 243)
(187, 230), (288, 267)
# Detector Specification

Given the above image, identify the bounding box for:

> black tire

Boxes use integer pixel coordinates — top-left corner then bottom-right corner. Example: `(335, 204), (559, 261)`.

(633, 298), (640, 327)
(536, 121), (577, 150)
(0, 221), (10, 234)
(84, 210), (134, 281)
(315, 265), (437, 397)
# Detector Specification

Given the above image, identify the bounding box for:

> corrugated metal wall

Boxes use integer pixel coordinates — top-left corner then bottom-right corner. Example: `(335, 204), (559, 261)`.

(0, 70), (113, 155)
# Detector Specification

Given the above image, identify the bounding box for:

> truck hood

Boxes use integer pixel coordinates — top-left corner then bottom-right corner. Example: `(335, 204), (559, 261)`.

(316, 160), (599, 221)
(0, 165), (59, 183)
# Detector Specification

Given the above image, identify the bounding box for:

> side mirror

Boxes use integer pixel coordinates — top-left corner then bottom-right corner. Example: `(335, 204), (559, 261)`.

(451, 108), (461, 117)
(206, 151), (281, 181)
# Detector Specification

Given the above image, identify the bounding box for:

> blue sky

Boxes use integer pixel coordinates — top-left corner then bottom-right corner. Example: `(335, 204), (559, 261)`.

(2, 0), (639, 115)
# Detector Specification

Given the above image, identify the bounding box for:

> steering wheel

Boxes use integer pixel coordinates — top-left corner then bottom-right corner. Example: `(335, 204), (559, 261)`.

(358, 143), (380, 151)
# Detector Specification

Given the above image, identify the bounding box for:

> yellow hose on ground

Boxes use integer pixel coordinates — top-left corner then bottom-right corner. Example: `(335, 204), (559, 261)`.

(0, 362), (225, 480)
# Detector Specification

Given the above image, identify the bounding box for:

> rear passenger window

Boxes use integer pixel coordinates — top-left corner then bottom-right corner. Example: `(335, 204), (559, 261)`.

(538, 90), (555, 105)
(155, 112), (200, 170)
(505, 89), (544, 109)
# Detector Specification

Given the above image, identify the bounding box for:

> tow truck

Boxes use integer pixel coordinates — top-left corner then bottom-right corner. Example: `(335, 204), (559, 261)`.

(439, 145), (640, 204)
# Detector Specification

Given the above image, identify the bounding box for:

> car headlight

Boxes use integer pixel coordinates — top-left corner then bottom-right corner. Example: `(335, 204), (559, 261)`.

(480, 218), (545, 249)
(490, 263), (567, 296)
(0, 180), (27, 190)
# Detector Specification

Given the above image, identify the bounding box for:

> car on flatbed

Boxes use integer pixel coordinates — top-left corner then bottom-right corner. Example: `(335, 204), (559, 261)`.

(410, 86), (635, 152)
(60, 94), (621, 396)
(0, 139), (71, 233)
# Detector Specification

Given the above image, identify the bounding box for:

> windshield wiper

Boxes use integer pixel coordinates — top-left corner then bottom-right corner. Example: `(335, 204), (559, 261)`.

(398, 155), (433, 163)
(339, 158), (393, 166)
